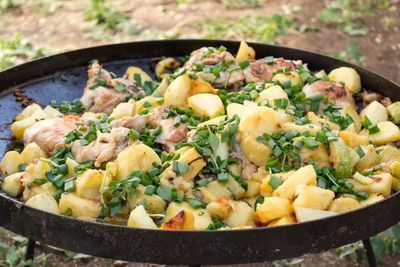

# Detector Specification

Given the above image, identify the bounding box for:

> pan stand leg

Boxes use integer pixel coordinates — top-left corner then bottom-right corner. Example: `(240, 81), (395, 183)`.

(362, 238), (377, 267)
(25, 239), (36, 261)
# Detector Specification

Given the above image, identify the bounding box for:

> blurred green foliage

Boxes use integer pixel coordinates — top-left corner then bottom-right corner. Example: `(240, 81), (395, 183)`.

(196, 13), (295, 43)
(0, 33), (53, 70)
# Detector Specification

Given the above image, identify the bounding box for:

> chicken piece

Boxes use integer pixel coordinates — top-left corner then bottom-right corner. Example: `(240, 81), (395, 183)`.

(86, 61), (113, 88)
(71, 127), (129, 167)
(303, 80), (357, 110)
(81, 86), (126, 113)
(81, 62), (144, 113)
(242, 57), (299, 82)
(184, 47), (244, 89)
(23, 116), (82, 155)
(109, 114), (149, 132)
(230, 144), (257, 180)
(362, 91), (392, 107)
(112, 78), (145, 97)
(152, 106), (189, 152)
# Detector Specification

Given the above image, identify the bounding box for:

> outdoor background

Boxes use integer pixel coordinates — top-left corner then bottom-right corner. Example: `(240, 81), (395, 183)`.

(0, 0), (400, 266)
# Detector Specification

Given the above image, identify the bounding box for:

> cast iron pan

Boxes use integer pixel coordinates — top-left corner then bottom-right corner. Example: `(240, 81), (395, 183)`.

(0, 40), (399, 265)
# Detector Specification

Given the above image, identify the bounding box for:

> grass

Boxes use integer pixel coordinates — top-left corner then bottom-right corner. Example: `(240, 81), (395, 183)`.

(317, 0), (370, 36)
(323, 41), (365, 65)
(337, 222), (400, 263)
(0, 33), (53, 70)
(176, 0), (261, 9)
(83, 0), (139, 40)
(0, 232), (50, 267)
(195, 13), (296, 43)
(0, 0), (20, 13)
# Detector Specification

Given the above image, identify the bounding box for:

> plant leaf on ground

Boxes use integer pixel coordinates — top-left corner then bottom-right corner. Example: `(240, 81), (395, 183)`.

(0, 0), (21, 13)
(47, 245), (92, 260)
(83, 0), (139, 40)
(317, 0), (370, 36)
(337, 222), (400, 263)
(176, 0), (261, 9)
(194, 13), (296, 43)
(0, 33), (54, 70)
(323, 41), (365, 65)
(0, 235), (50, 267)
(220, 0), (261, 9)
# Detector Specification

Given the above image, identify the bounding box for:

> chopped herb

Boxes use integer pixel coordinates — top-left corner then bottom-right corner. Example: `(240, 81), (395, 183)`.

(60, 207), (73, 216)
(18, 163), (27, 172)
(355, 145), (365, 158)
(368, 125), (380, 134)
(187, 198), (207, 209)
(114, 83), (125, 92)
(189, 73), (198, 80)
(302, 137), (318, 149)
(195, 177), (213, 187)
(217, 172), (229, 182)
(254, 195), (264, 210)
(239, 60), (250, 69)
(145, 185), (157, 196)
(156, 185), (172, 202)
(172, 161), (189, 175)
(94, 77), (106, 86)
(33, 178), (47, 185)
(60, 74), (68, 82)
(206, 215), (226, 230)
(265, 56), (274, 65)
(268, 175), (283, 189)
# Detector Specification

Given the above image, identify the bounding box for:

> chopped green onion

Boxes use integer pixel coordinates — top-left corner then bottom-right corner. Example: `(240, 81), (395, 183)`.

(33, 178), (47, 185)
(114, 83), (125, 92)
(217, 172), (229, 182)
(302, 137), (318, 149)
(265, 56), (274, 65)
(268, 175), (283, 189)
(145, 185), (157, 196)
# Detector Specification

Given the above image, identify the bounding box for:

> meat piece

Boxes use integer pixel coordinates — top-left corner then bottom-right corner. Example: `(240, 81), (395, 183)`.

(184, 47), (244, 90)
(86, 61), (113, 89)
(152, 106), (189, 152)
(303, 80), (357, 110)
(81, 86), (126, 113)
(71, 127), (129, 167)
(112, 78), (145, 96)
(81, 62), (144, 113)
(230, 145), (257, 180)
(242, 57), (298, 82)
(362, 91), (392, 107)
(110, 114), (149, 132)
(212, 68), (245, 90)
(23, 116), (82, 155)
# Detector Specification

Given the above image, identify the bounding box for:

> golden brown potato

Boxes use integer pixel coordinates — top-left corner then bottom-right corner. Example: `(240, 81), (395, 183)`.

(59, 193), (102, 218)
(273, 165), (317, 199)
(1, 172), (24, 197)
(116, 143), (161, 180)
(26, 193), (60, 214)
(0, 151), (24, 176)
(328, 67), (361, 93)
(236, 41), (255, 62)
(188, 93), (225, 118)
(20, 142), (47, 164)
(127, 205), (158, 229)
(256, 196), (292, 224)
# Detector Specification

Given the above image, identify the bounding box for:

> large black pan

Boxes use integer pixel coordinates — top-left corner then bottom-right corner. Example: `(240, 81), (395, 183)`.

(0, 40), (399, 265)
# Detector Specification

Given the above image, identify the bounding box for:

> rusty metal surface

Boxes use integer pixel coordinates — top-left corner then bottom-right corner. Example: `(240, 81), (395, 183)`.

(0, 40), (399, 265)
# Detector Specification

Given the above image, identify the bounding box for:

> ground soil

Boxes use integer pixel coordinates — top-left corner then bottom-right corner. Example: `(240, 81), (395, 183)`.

(1, 0), (400, 266)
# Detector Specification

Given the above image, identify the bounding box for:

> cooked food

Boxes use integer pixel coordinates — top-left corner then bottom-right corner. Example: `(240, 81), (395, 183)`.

(2, 41), (400, 230)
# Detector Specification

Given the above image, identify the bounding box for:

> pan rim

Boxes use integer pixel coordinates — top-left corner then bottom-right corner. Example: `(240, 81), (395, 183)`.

(1, 39), (400, 264)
